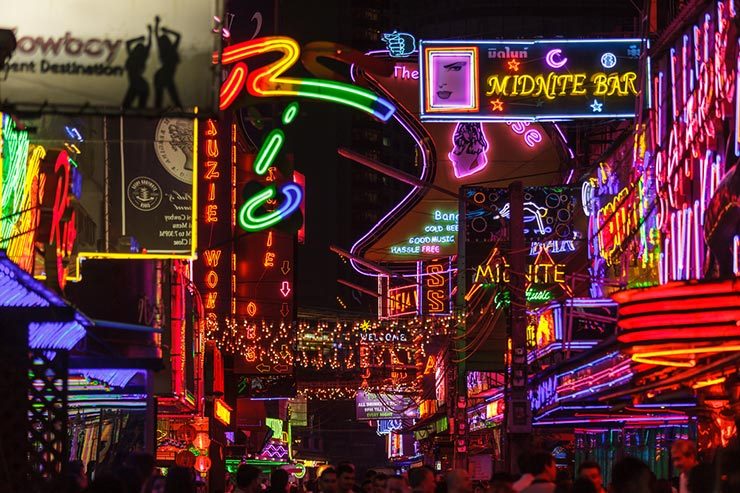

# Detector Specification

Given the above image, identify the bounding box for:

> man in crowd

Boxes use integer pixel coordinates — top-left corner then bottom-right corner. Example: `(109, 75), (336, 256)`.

(408, 466), (436, 493)
(521, 451), (556, 493)
(610, 456), (654, 493)
(578, 461), (605, 493)
(236, 464), (262, 493)
(373, 473), (389, 493)
(447, 469), (472, 493)
(671, 439), (698, 493)
(318, 467), (338, 493)
(337, 463), (357, 493)
(512, 452), (533, 492)
(388, 474), (411, 493)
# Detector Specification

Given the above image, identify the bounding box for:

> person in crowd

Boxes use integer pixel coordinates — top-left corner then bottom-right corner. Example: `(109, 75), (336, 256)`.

(164, 465), (196, 493)
(337, 463), (357, 493)
(366, 470), (378, 482)
(671, 439), (698, 493)
(610, 456), (654, 493)
(143, 474), (166, 493)
(86, 460), (97, 485)
(651, 479), (674, 493)
(577, 461), (605, 493)
(512, 453), (533, 492)
(84, 471), (127, 493)
(318, 467), (339, 493)
(570, 477), (597, 493)
(409, 466), (436, 493)
(687, 462), (715, 493)
(446, 469), (473, 493)
(388, 474), (411, 493)
(373, 473), (389, 493)
(489, 472), (514, 493)
(520, 451), (556, 493)
(235, 464), (262, 493)
(554, 470), (571, 493)
(68, 460), (88, 490)
(268, 469), (291, 493)
(362, 480), (374, 493)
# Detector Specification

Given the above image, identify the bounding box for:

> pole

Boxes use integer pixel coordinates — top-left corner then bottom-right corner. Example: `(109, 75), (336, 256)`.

(505, 181), (531, 472)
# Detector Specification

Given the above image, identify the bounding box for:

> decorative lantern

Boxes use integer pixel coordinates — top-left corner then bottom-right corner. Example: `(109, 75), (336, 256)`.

(192, 432), (211, 451)
(194, 455), (212, 474)
(175, 450), (196, 468)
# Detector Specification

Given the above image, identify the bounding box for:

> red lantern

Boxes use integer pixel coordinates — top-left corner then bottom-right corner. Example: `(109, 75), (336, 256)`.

(194, 455), (212, 474)
(193, 432), (211, 451)
(175, 450), (196, 468)
(176, 424), (197, 443)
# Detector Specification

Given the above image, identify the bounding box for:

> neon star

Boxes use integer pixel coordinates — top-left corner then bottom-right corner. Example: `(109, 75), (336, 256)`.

(507, 59), (520, 71)
(360, 320), (371, 331)
(490, 99), (504, 111)
(590, 99), (603, 112)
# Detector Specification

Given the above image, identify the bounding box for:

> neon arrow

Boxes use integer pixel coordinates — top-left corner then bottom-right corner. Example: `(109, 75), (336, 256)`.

(280, 303), (290, 318)
(281, 260), (291, 275)
(256, 363), (271, 373)
(274, 364), (289, 373)
(280, 281), (291, 297)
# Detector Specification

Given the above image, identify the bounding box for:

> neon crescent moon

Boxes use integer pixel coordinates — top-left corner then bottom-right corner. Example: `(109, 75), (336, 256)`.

(545, 49), (567, 69)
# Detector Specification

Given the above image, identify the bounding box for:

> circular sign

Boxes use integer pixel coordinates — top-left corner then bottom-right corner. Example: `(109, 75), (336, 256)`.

(127, 177), (162, 211)
(154, 118), (194, 184)
(600, 52), (617, 69)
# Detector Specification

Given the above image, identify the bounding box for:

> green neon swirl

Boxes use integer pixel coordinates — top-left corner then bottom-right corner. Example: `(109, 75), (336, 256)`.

(238, 183), (302, 232)
(254, 129), (285, 176)
(282, 102), (300, 125)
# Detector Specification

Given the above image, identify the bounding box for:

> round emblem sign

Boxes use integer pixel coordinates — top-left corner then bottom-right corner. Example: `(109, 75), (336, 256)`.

(127, 177), (162, 211)
(154, 117), (194, 184)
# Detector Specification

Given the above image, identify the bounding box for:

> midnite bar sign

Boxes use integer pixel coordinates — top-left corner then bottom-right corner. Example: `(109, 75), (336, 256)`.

(420, 39), (643, 121)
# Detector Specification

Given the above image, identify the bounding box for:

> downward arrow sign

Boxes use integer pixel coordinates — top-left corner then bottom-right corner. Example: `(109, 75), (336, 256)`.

(281, 260), (291, 275)
(280, 281), (291, 297)
(280, 303), (290, 318)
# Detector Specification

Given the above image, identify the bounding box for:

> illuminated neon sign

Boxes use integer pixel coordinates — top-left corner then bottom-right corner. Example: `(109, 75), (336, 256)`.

(420, 39), (642, 121)
(219, 37), (395, 233)
(382, 31), (416, 58)
(214, 398), (232, 426)
(386, 284), (419, 318)
(389, 209), (458, 256)
(419, 258), (452, 315)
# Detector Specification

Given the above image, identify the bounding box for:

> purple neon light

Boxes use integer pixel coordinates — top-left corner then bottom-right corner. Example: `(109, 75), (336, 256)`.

(29, 321), (86, 350)
(545, 49), (568, 69)
(448, 122), (490, 178)
(350, 102), (432, 276)
(75, 369), (143, 388)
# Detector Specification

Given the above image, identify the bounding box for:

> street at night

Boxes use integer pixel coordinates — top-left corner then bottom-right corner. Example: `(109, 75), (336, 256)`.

(0, 1), (739, 492)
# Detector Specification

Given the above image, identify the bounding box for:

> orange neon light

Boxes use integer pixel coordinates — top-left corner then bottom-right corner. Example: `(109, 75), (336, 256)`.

(632, 345), (740, 367)
(692, 376), (726, 390)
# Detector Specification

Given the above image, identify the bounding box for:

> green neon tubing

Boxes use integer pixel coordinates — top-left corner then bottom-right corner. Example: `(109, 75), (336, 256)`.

(254, 129), (285, 176)
(282, 102), (300, 125)
(238, 183), (302, 232)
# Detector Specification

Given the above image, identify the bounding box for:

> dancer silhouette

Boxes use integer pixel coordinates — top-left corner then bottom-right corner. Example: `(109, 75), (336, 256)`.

(153, 16), (183, 109)
(122, 25), (152, 109)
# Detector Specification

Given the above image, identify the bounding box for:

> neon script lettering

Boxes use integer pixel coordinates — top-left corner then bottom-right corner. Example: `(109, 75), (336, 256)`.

(217, 36), (395, 121)
(485, 72), (638, 99)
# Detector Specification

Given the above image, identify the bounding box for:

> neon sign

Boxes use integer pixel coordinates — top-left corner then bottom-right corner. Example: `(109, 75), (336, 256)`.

(389, 209), (458, 256)
(219, 37), (395, 233)
(419, 258), (452, 315)
(214, 398), (232, 426)
(201, 120), (224, 313)
(420, 39), (642, 121)
(382, 31), (416, 58)
(386, 284), (419, 318)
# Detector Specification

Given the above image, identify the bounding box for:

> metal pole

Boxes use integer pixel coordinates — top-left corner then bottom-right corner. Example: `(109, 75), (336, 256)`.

(505, 181), (531, 472)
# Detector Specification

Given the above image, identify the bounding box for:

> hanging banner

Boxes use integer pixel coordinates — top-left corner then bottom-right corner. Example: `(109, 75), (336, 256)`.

(107, 116), (195, 256)
(0, 0), (221, 116)
(420, 39), (642, 121)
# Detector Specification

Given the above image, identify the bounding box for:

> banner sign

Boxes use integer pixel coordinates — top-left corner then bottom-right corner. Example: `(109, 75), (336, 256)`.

(108, 116), (195, 256)
(420, 39), (642, 121)
(356, 391), (417, 421)
(0, 0), (220, 115)
(419, 258), (453, 315)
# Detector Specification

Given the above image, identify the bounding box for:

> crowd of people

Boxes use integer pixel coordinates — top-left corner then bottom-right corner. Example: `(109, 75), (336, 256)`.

(46, 438), (740, 493)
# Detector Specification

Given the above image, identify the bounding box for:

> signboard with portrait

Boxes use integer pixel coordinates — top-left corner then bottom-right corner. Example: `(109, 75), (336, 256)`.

(0, 0), (221, 115)
(420, 39), (642, 121)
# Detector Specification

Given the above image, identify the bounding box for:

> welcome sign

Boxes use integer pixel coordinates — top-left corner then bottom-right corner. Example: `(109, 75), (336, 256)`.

(420, 39), (643, 121)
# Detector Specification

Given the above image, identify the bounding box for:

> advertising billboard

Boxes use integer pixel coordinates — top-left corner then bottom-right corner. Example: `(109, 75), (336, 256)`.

(356, 391), (417, 421)
(0, 0), (221, 116)
(420, 39), (642, 121)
